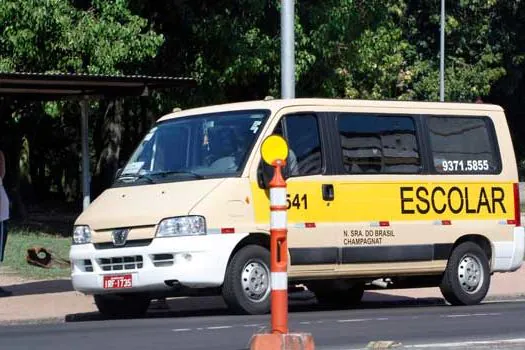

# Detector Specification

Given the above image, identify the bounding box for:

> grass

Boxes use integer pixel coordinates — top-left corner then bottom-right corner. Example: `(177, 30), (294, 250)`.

(2, 228), (71, 280)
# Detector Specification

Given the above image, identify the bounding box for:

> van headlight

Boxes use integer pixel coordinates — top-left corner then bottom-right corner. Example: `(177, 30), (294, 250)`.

(73, 225), (92, 245)
(156, 216), (206, 237)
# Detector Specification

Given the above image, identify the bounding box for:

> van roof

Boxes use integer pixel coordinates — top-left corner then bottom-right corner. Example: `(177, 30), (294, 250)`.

(157, 98), (504, 122)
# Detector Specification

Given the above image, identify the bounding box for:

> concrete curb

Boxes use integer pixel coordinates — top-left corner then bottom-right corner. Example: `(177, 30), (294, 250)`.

(0, 317), (64, 326)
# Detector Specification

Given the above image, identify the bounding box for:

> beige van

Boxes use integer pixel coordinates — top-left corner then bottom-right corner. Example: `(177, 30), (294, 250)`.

(69, 98), (523, 317)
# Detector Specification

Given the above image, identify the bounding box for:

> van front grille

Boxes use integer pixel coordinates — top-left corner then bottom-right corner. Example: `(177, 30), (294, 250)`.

(97, 256), (143, 271)
(94, 239), (152, 250)
(152, 253), (174, 267)
(84, 259), (93, 272)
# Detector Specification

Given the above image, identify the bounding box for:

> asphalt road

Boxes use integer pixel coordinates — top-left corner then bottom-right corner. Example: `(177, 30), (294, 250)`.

(2, 297), (525, 350)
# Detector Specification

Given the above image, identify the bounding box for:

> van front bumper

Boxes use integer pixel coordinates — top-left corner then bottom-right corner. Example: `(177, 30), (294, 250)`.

(492, 226), (525, 272)
(69, 234), (246, 295)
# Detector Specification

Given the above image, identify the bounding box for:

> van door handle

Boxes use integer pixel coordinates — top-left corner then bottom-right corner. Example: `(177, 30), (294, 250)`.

(322, 184), (334, 201)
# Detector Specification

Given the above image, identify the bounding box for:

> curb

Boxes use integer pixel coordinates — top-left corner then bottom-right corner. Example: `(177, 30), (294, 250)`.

(0, 317), (64, 326)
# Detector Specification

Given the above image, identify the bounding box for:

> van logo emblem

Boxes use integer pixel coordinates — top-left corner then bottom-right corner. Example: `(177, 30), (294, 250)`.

(112, 229), (129, 247)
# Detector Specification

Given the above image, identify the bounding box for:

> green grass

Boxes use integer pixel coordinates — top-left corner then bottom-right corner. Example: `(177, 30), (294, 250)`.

(2, 228), (71, 280)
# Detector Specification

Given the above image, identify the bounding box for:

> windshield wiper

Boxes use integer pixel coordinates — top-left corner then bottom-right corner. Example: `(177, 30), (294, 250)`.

(147, 170), (205, 180)
(117, 170), (204, 184)
(117, 173), (156, 184)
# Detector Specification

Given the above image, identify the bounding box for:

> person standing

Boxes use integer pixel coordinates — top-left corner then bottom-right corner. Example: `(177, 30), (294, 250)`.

(0, 148), (11, 297)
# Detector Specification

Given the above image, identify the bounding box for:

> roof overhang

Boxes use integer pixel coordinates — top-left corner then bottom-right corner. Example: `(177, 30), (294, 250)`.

(0, 72), (196, 100)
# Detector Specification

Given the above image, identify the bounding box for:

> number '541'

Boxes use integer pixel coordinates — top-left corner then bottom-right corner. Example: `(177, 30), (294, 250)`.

(286, 194), (308, 209)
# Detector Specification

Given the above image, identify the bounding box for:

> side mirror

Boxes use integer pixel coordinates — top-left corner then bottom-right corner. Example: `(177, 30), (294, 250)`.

(257, 160), (289, 189)
(114, 167), (123, 181)
(257, 161), (273, 189)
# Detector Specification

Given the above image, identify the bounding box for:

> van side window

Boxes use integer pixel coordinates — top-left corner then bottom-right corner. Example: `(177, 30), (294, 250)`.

(427, 116), (500, 174)
(273, 114), (322, 176)
(337, 114), (421, 174)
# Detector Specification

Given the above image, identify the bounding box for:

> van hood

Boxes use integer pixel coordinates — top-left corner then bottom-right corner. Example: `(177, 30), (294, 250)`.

(75, 179), (225, 231)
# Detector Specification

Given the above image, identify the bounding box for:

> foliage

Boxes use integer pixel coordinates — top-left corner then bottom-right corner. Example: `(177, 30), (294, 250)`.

(0, 0), (163, 74)
(1, 0), (525, 220)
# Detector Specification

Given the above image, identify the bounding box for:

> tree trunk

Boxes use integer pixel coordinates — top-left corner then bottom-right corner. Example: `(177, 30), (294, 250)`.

(93, 99), (123, 199)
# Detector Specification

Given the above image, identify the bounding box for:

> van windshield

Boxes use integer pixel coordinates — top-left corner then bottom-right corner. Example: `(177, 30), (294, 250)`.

(114, 110), (269, 186)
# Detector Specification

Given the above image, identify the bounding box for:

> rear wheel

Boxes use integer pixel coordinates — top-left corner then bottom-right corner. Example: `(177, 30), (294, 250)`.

(222, 245), (271, 315)
(94, 293), (151, 318)
(439, 242), (490, 306)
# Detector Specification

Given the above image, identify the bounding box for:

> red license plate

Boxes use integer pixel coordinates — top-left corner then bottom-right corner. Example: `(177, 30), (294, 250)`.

(103, 274), (132, 289)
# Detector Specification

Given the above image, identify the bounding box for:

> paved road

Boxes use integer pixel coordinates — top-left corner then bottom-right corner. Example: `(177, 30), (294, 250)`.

(2, 297), (525, 350)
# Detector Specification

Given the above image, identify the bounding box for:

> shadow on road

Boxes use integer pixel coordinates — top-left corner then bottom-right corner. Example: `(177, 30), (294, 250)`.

(64, 291), (446, 323)
(2, 279), (73, 297)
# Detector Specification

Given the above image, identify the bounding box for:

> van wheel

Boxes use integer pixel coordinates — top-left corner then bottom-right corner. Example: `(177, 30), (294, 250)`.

(439, 242), (490, 306)
(222, 245), (271, 315)
(311, 284), (364, 307)
(94, 293), (151, 318)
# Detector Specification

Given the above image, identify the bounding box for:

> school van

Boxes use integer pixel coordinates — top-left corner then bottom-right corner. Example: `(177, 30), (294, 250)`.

(69, 98), (524, 317)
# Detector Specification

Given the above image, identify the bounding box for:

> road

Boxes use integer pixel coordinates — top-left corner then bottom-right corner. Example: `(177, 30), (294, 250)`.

(2, 296), (525, 350)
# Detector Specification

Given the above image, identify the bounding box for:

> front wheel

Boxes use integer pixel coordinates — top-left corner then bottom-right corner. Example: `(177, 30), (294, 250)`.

(439, 242), (490, 306)
(222, 245), (271, 315)
(94, 293), (151, 318)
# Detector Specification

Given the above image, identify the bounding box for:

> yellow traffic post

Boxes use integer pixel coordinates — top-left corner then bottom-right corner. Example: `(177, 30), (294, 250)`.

(249, 135), (315, 350)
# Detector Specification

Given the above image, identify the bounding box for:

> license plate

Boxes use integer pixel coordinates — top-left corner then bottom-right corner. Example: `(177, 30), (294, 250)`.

(103, 274), (132, 289)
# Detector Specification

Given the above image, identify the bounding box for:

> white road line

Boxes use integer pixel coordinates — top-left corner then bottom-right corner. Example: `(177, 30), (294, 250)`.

(405, 337), (525, 348)
(172, 328), (191, 332)
(243, 324), (261, 328)
(337, 318), (370, 323)
(300, 321), (311, 325)
(376, 318), (389, 321)
(442, 312), (502, 318)
(471, 312), (502, 316)
(442, 314), (471, 318)
(206, 326), (232, 330)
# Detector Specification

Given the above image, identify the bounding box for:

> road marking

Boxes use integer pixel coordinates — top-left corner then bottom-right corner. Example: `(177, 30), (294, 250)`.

(169, 310), (502, 336)
(471, 312), (502, 316)
(337, 318), (370, 323)
(207, 326), (232, 330)
(442, 312), (502, 318)
(172, 328), (191, 332)
(405, 337), (525, 348)
(442, 314), (471, 318)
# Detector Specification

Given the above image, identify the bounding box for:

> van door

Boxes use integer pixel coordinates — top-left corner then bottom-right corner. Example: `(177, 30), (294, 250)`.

(327, 112), (433, 275)
(251, 112), (338, 276)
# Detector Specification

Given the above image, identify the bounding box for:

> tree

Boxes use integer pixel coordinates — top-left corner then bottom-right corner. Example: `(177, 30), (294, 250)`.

(0, 0), (164, 218)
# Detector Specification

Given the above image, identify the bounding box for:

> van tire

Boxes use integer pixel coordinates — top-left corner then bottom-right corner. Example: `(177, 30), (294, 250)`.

(439, 242), (490, 306)
(222, 245), (271, 315)
(94, 293), (151, 318)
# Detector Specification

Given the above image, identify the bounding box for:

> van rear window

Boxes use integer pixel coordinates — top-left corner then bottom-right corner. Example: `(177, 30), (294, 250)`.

(427, 116), (501, 174)
(337, 114), (422, 174)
